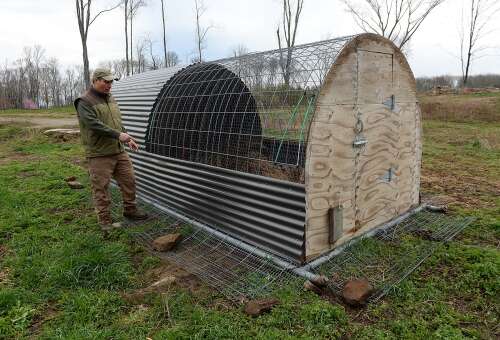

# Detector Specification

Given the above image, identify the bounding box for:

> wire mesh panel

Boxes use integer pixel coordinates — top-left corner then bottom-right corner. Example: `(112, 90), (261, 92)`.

(110, 188), (298, 302)
(111, 183), (473, 303)
(145, 36), (353, 183)
(308, 210), (475, 302)
(135, 226), (298, 302)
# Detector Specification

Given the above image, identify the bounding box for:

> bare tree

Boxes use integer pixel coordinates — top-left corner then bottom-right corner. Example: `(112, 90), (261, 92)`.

(98, 59), (128, 78)
(128, 0), (147, 74)
(64, 68), (79, 105)
(135, 37), (147, 73)
(75, 0), (121, 88)
(194, 0), (213, 62)
(123, 0), (130, 75)
(161, 0), (168, 65)
(143, 37), (177, 70)
(231, 44), (249, 57)
(144, 37), (160, 70)
(165, 51), (180, 67)
(46, 58), (62, 107)
(459, 0), (500, 86)
(277, 0), (304, 87)
(341, 0), (445, 51)
(22, 45), (45, 106)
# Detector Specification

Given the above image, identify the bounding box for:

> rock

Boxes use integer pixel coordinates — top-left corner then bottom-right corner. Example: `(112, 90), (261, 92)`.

(304, 280), (324, 295)
(150, 275), (177, 288)
(64, 176), (77, 182)
(244, 298), (280, 317)
(342, 279), (374, 306)
(152, 233), (183, 252)
(67, 181), (83, 189)
(310, 275), (329, 287)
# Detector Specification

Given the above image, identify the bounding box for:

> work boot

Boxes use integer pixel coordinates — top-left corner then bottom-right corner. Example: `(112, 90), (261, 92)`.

(100, 221), (124, 239)
(99, 214), (124, 232)
(100, 221), (124, 232)
(123, 209), (148, 221)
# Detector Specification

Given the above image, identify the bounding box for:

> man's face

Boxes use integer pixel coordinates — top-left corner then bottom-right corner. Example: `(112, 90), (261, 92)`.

(93, 78), (113, 94)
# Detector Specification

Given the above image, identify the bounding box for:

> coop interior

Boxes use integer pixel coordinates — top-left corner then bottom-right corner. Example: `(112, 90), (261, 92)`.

(113, 34), (473, 303)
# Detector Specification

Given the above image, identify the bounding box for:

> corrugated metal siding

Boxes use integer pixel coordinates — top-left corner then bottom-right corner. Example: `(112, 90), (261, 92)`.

(113, 66), (306, 263)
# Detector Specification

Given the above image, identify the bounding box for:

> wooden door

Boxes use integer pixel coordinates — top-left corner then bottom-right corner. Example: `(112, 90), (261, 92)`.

(353, 49), (399, 231)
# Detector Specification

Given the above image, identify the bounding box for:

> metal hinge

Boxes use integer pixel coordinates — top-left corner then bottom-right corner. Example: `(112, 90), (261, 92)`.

(383, 95), (396, 111)
(380, 167), (396, 183)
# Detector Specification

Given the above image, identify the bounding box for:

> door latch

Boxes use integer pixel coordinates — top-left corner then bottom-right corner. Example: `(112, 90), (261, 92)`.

(353, 136), (368, 148)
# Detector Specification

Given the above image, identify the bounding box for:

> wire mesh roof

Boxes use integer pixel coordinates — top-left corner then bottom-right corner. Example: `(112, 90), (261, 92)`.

(145, 36), (354, 183)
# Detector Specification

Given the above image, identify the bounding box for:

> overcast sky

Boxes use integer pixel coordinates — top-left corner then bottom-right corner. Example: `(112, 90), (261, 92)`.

(1, 0), (499, 77)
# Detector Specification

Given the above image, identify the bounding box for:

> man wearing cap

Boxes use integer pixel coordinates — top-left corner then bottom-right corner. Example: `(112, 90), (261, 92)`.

(75, 68), (148, 231)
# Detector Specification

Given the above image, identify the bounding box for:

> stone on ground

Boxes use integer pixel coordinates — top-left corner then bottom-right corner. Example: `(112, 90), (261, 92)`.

(66, 181), (83, 189)
(64, 176), (77, 182)
(342, 279), (374, 306)
(244, 298), (280, 317)
(152, 233), (183, 252)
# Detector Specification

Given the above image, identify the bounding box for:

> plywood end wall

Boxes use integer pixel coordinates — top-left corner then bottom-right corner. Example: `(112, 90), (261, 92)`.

(305, 34), (421, 261)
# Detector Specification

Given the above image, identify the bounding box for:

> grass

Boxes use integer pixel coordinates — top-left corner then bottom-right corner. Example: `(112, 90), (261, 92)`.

(0, 105), (75, 118)
(0, 112), (499, 338)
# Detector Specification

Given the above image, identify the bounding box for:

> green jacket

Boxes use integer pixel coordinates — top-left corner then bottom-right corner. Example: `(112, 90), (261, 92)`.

(74, 88), (126, 158)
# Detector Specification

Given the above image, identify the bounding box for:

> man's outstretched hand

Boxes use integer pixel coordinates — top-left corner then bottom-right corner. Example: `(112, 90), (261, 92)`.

(127, 139), (139, 151)
(119, 132), (139, 151)
(119, 132), (133, 143)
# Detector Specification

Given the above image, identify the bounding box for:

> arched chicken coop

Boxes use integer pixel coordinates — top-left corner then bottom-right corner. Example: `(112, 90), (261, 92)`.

(113, 33), (421, 264)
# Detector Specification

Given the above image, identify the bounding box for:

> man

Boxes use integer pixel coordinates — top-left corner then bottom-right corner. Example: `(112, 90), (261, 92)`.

(74, 68), (147, 231)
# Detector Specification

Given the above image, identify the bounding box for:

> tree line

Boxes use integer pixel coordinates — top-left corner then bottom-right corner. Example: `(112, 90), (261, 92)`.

(0, 43), (180, 110)
(416, 74), (500, 92)
(0, 46), (85, 110)
(1, 0), (499, 110)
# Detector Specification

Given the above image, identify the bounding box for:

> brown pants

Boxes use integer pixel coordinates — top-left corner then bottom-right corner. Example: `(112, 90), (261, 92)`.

(88, 152), (137, 224)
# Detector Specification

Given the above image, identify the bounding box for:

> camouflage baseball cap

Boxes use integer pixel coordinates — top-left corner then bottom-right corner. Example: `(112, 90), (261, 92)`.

(92, 68), (118, 82)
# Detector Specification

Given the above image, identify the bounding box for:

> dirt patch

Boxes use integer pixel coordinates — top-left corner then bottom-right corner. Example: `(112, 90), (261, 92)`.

(421, 169), (500, 209)
(28, 305), (59, 337)
(0, 116), (78, 129)
(124, 261), (203, 304)
(0, 153), (41, 166)
(146, 263), (201, 292)
(0, 245), (11, 284)
(17, 170), (38, 178)
(0, 268), (10, 283)
(72, 157), (88, 169)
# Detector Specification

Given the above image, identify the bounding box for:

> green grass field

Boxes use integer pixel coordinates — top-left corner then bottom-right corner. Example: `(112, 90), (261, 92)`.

(0, 105), (75, 118)
(0, 114), (498, 338)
